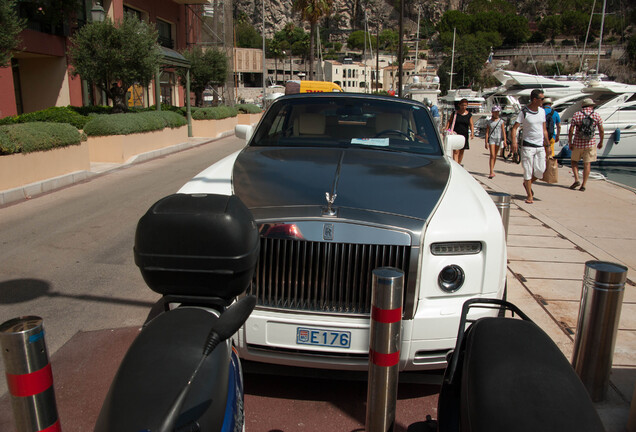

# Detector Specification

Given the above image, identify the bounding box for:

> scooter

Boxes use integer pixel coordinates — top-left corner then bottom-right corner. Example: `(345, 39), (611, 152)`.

(415, 298), (606, 432)
(94, 193), (260, 432)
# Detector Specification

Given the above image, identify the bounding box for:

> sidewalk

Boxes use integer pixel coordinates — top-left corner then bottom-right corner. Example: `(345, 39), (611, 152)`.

(0, 135), (633, 431)
(0, 136), (223, 207)
(460, 140), (635, 431)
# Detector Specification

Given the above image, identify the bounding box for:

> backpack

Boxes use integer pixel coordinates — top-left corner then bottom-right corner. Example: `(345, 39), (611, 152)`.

(545, 109), (555, 138)
(579, 112), (596, 139)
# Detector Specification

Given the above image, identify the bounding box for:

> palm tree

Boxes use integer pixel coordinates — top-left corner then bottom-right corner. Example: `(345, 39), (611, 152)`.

(292, 0), (333, 80)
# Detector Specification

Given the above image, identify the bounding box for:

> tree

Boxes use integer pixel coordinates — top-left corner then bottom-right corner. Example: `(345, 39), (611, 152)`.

(538, 15), (562, 41)
(0, 0), (25, 67)
(177, 46), (228, 107)
(271, 24), (308, 78)
(467, 0), (516, 15)
(292, 0), (333, 80)
(68, 16), (161, 112)
(379, 29), (399, 52)
(628, 34), (636, 67)
(499, 14), (530, 45)
(347, 30), (375, 51)
(235, 20), (262, 49)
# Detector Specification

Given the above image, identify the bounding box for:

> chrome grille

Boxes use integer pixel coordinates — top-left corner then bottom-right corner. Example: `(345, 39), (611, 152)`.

(249, 237), (411, 314)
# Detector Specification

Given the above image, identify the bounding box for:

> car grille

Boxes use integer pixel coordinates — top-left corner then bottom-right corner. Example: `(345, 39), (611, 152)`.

(248, 237), (411, 315)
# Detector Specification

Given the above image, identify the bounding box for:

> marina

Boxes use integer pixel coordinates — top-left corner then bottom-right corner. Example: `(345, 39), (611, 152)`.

(0, 133), (633, 432)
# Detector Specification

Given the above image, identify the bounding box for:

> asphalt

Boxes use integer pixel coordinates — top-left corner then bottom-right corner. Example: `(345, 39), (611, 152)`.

(0, 134), (634, 431)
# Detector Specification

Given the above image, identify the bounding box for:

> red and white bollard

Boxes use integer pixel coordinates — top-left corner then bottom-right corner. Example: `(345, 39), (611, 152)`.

(366, 267), (404, 432)
(0, 316), (61, 432)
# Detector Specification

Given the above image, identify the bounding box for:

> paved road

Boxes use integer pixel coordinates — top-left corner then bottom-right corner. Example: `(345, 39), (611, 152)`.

(0, 137), (245, 394)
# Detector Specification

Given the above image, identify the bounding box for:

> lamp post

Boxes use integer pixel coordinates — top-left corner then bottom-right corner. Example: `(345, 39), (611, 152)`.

(262, 0), (266, 107)
(90, 1), (106, 23)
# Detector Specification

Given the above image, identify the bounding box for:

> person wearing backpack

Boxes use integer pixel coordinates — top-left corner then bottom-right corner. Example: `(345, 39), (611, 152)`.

(543, 98), (561, 157)
(567, 98), (604, 192)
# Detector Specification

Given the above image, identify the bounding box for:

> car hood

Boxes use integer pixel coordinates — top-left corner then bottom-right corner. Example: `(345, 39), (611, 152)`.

(232, 146), (450, 221)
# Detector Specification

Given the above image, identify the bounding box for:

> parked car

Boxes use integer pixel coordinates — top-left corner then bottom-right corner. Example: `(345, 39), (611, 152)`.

(179, 93), (507, 371)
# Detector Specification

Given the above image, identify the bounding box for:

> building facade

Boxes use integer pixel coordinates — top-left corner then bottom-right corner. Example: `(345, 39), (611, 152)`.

(0, 0), (206, 118)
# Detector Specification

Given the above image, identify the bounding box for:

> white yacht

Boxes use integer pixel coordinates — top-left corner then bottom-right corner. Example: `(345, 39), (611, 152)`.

(403, 75), (442, 106)
(557, 81), (636, 166)
(439, 88), (486, 114)
(491, 70), (588, 105)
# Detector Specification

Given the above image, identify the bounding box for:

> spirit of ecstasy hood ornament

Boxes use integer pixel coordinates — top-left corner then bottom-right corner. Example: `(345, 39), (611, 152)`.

(324, 192), (337, 216)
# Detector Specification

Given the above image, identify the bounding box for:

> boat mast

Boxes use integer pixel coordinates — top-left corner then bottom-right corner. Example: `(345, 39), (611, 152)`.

(579, 0), (596, 73)
(414, 5), (420, 75)
(449, 27), (456, 91)
(596, 0), (607, 74)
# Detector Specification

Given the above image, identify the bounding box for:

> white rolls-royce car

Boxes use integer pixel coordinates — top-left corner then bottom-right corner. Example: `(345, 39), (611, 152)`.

(179, 93), (507, 371)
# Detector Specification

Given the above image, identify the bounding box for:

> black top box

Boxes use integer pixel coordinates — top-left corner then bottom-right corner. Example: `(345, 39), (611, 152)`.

(134, 194), (259, 300)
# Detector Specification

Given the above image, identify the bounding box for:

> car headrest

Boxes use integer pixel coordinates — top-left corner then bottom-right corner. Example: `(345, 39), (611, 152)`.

(298, 113), (326, 135)
(375, 113), (404, 132)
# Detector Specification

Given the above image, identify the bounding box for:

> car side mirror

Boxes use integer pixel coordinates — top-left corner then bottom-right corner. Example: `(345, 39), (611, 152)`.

(444, 135), (465, 157)
(235, 125), (254, 142)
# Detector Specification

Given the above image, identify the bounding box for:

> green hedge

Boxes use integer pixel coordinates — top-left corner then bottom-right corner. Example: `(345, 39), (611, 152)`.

(69, 105), (113, 117)
(0, 122), (83, 155)
(83, 111), (187, 136)
(0, 106), (89, 129)
(236, 104), (261, 114)
(192, 106), (238, 120)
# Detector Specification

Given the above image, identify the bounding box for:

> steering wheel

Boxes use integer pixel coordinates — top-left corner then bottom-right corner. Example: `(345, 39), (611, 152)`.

(374, 129), (412, 139)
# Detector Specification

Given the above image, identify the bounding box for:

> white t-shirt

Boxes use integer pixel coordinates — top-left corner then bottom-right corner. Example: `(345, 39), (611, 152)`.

(516, 107), (546, 146)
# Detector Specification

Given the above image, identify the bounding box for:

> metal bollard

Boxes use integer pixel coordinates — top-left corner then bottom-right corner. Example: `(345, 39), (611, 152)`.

(572, 261), (628, 402)
(0, 316), (61, 432)
(489, 192), (511, 240)
(366, 267), (404, 432)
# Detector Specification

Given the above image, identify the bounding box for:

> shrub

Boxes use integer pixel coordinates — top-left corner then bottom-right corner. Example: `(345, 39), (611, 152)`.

(82, 111), (187, 136)
(0, 122), (82, 155)
(191, 106), (238, 120)
(0, 106), (88, 129)
(69, 105), (113, 116)
(153, 111), (188, 128)
(236, 103), (261, 114)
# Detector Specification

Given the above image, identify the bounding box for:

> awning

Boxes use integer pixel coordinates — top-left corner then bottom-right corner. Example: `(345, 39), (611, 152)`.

(160, 46), (190, 69)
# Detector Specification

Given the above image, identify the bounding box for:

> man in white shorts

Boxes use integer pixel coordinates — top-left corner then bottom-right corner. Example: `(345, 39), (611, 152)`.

(511, 89), (549, 203)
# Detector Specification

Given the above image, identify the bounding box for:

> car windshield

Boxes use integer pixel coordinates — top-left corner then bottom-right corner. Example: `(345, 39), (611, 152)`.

(250, 95), (442, 156)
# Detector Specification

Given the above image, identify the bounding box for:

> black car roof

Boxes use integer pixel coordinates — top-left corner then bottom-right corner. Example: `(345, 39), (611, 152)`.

(275, 92), (428, 108)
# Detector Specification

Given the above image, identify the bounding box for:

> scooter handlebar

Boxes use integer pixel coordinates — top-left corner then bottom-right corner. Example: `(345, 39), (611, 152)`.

(204, 295), (256, 356)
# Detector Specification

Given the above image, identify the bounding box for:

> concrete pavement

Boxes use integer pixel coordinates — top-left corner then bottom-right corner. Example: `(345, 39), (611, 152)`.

(460, 139), (635, 431)
(0, 134), (634, 431)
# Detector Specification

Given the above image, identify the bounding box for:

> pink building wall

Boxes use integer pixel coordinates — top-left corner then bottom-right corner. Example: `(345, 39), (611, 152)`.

(1, 1), (198, 118)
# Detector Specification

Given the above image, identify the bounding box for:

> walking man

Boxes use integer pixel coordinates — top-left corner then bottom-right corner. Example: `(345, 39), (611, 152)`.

(567, 98), (604, 192)
(428, 99), (441, 132)
(511, 89), (549, 204)
(543, 97), (561, 157)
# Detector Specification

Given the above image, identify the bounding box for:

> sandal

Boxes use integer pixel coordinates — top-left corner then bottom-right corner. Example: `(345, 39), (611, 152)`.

(569, 181), (580, 189)
(580, 186), (586, 192)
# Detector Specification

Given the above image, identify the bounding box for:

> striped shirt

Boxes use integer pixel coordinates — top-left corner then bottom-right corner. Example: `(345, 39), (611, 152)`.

(570, 107), (603, 149)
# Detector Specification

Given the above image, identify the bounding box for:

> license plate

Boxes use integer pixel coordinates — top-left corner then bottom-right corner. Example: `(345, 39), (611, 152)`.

(296, 327), (351, 348)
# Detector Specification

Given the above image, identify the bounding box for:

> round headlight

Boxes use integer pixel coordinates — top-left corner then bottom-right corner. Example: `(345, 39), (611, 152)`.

(438, 265), (465, 293)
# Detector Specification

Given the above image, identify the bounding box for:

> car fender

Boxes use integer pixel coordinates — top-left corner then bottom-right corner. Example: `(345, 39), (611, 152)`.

(178, 150), (242, 196)
(417, 161), (507, 301)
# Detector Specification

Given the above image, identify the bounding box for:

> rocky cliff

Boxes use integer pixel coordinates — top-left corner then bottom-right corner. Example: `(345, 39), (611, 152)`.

(235, 0), (460, 41)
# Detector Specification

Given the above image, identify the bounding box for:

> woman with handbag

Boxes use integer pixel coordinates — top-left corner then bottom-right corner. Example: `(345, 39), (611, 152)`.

(445, 98), (474, 164)
(484, 106), (506, 179)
